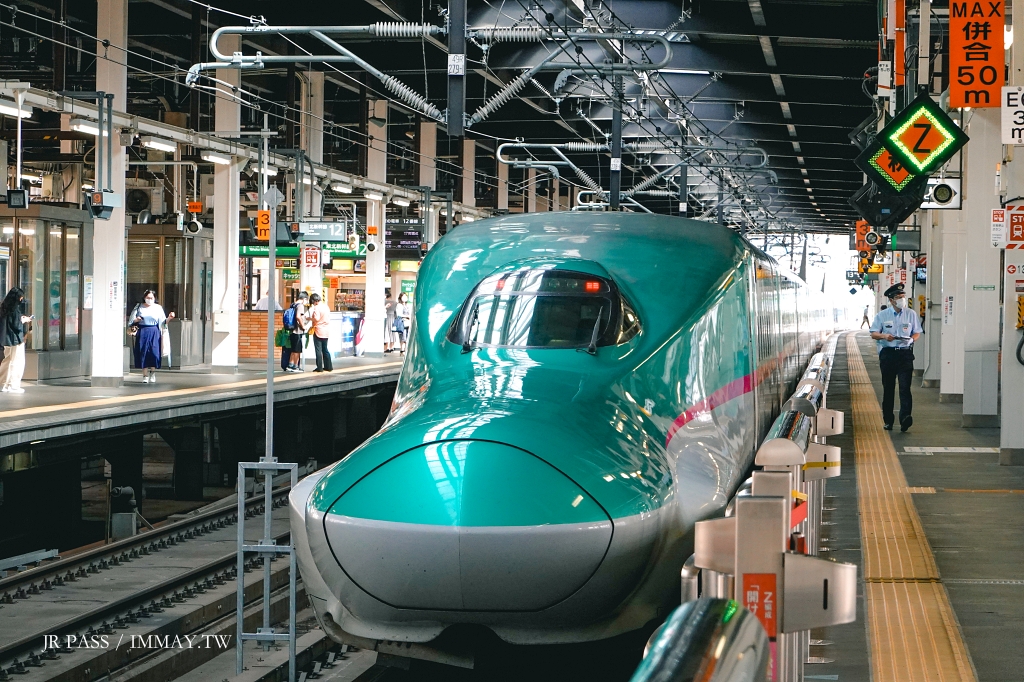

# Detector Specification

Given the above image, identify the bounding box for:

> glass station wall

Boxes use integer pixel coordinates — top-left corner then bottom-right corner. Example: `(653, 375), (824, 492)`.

(0, 217), (82, 351)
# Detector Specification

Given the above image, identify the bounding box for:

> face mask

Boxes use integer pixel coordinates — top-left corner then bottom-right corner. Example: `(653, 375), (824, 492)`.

(892, 297), (906, 310)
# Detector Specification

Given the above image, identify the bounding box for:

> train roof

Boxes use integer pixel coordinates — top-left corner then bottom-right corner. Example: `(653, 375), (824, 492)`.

(421, 212), (754, 337)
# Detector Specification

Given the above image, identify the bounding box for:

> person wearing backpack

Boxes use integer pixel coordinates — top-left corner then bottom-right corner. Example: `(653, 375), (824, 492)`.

(284, 291), (309, 372)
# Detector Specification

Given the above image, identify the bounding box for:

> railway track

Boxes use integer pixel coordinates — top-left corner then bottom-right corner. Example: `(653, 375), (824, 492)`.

(0, 485), (294, 678)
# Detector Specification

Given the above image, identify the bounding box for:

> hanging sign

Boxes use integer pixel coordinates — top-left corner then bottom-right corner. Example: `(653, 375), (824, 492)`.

(255, 210), (271, 241)
(949, 0), (1004, 108)
(302, 244), (321, 267)
(1005, 204), (1024, 249)
(855, 140), (920, 194)
(878, 92), (970, 175)
(1002, 86), (1024, 144)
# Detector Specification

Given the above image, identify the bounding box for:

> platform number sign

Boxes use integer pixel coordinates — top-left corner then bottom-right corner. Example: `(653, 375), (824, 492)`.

(255, 210), (271, 241)
(854, 140), (921, 195)
(950, 0), (1004, 108)
(878, 92), (970, 176)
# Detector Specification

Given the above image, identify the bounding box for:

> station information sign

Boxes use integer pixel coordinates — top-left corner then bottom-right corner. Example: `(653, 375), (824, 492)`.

(1002, 86), (1024, 144)
(300, 221), (350, 240)
(385, 217), (423, 260)
(878, 92), (970, 175)
(1000, 204), (1024, 249)
(950, 0), (1004, 108)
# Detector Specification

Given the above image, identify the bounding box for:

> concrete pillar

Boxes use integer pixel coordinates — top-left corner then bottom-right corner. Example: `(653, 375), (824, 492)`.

(961, 108), (1002, 426)
(300, 71), (325, 299)
(939, 199), (967, 401)
(362, 100), (387, 356)
(921, 210), (942, 387)
(526, 168), (537, 213)
(462, 139), (476, 208)
(164, 427), (204, 500)
(552, 178), (561, 211)
(91, 0), (128, 386)
(210, 34), (242, 373)
(496, 155), (509, 210)
(418, 121), (436, 189)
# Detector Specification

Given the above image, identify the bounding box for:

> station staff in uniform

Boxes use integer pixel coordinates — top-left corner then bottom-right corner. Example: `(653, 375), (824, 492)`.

(869, 283), (922, 432)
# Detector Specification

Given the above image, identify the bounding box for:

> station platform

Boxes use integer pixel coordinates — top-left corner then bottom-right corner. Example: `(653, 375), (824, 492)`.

(814, 332), (1021, 682)
(0, 357), (403, 450)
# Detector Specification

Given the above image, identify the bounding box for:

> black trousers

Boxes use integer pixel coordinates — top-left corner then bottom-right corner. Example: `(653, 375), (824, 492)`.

(879, 347), (915, 425)
(313, 335), (333, 371)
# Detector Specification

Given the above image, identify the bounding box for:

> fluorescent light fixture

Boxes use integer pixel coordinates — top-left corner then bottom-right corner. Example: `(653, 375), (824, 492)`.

(462, 216), (475, 222)
(363, 191), (384, 201)
(392, 197), (410, 207)
(20, 173), (40, 183)
(50, 230), (62, 236)
(0, 98), (31, 119)
(660, 69), (711, 76)
(140, 136), (176, 153)
(259, 165), (278, 177)
(70, 118), (108, 136)
(2, 227), (13, 235)
(200, 150), (231, 165)
(330, 183), (352, 193)
(19, 228), (35, 235)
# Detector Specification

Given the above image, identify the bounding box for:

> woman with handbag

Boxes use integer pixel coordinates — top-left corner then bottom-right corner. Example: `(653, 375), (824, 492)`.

(129, 290), (175, 384)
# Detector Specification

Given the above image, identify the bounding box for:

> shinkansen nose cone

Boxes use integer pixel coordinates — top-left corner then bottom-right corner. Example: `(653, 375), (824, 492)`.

(322, 440), (612, 612)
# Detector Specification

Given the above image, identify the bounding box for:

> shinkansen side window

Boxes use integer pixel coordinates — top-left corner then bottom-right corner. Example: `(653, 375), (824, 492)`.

(447, 269), (641, 350)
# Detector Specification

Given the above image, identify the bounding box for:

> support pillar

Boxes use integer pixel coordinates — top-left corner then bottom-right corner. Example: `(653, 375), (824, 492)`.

(91, 0), (128, 386)
(300, 71), (325, 299)
(107, 432), (143, 514)
(418, 121), (437, 189)
(922, 209), (942, 387)
(1000, 1), (1024, 460)
(211, 34), (242, 373)
(461, 139), (476, 208)
(960, 108), (1001, 426)
(362, 100), (387, 356)
(552, 178), (561, 211)
(939, 194), (967, 401)
(164, 427), (204, 501)
(496, 156), (509, 211)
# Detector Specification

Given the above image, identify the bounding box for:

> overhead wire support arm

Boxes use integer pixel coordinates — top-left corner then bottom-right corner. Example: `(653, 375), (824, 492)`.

(185, 23), (447, 123)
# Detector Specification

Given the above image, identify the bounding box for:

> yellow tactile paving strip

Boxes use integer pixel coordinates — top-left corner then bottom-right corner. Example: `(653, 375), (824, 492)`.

(0, 361), (404, 421)
(847, 335), (976, 682)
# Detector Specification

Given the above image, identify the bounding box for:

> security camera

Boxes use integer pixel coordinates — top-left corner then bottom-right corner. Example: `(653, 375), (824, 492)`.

(366, 241), (377, 252)
(864, 229), (881, 246)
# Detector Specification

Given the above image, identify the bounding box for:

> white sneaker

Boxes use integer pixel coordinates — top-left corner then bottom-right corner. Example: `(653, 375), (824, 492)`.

(150, 374), (156, 384)
(8, 388), (25, 394)
(1, 386), (8, 392)
(143, 375), (150, 384)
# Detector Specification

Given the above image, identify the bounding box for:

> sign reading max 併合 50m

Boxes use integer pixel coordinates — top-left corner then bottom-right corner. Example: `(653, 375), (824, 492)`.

(878, 92), (969, 175)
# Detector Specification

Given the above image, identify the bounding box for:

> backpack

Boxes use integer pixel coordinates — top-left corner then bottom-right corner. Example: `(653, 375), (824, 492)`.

(282, 304), (299, 331)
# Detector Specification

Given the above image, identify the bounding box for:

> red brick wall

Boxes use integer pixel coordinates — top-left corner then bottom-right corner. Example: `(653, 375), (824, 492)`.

(239, 311), (284, 359)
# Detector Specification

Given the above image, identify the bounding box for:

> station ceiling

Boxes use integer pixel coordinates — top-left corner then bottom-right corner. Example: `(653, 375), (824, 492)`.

(2, 0), (880, 233)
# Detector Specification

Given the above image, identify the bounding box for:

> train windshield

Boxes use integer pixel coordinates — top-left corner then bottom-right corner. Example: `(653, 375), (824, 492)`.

(448, 269), (640, 350)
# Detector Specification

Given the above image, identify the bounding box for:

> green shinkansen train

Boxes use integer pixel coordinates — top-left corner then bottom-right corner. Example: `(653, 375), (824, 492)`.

(290, 212), (830, 649)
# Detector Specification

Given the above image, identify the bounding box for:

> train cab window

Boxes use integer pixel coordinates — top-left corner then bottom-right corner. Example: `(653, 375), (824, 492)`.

(448, 269), (641, 351)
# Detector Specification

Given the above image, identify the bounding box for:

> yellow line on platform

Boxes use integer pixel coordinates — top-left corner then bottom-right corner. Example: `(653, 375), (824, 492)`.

(0, 362), (404, 421)
(847, 334), (976, 682)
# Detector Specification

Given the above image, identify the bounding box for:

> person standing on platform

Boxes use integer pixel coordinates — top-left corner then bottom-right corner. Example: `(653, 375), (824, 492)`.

(869, 283), (922, 432)
(396, 292), (412, 355)
(384, 290), (397, 354)
(308, 293), (333, 373)
(129, 290), (175, 384)
(860, 305), (870, 329)
(0, 287), (32, 393)
(285, 291), (309, 372)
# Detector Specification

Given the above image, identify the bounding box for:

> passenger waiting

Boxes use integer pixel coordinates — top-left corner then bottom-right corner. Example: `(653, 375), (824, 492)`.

(129, 290), (175, 384)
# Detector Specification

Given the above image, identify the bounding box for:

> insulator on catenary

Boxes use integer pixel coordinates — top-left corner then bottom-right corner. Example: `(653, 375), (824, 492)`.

(472, 27), (546, 42)
(574, 168), (603, 192)
(469, 72), (531, 125)
(372, 23), (442, 38)
(561, 142), (607, 152)
(378, 74), (443, 121)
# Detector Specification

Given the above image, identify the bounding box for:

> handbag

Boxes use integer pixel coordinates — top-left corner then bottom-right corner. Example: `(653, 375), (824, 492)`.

(274, 328), (290, 347)
(127, 305), (140, 337)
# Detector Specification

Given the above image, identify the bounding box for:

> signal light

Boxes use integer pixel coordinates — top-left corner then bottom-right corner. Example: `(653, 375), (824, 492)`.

(585, 281), (601, 292)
